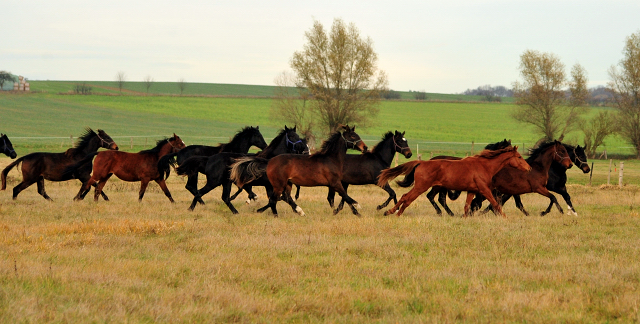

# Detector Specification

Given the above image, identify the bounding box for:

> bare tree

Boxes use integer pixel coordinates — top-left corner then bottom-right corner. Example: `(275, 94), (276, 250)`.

(115, 71), (126, 94)
(143, 75), (154, 94)
(0, 71), (16, 91)
(414, 90), (427, 101)
(177, 78), (187, 95)
(290, 18), (388, 132)
(271, 71), (315, 145)
(580, 111), (618, 158)
(608, 30), (640, 158)
(511, 50), (588, 141)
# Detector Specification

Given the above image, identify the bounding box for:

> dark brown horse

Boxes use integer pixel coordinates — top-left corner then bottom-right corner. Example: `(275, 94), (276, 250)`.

(0, 134), (17, 159)
(231, 125), (368, 216)
(377, 146), (531, 217)
(470, 141), (573, 216)
(2, 129), (118, 200)
(68, 134), (186, 202)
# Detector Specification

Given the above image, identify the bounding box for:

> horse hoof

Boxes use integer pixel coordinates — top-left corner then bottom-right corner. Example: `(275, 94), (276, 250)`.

(376, 205), (383, 210)
(295, 206), (306, 216)
(354, 203), (361, 210)
(245, 199), (252, 204)
(383, 210), (391, 216)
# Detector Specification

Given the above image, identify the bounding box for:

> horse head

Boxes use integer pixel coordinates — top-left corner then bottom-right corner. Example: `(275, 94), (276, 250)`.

(393, 130), (412, 158)
(1, 134), (17, 159)
(552, 141), (572, 169)
(506, 146), (531, 172)
(284, 125), (306, 154)
(341, 125), (368, 152)
(169, 133), (187, 153)
(250, 126), (268, 150)
(97, 129), (119, 150)
(572, 145), (590, 173)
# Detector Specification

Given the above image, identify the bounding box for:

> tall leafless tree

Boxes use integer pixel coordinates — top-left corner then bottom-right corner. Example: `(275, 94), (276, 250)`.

(608, 30), (640, 157)
(178, 78), (187, 95)
(143, 75), (154, 94)
(115, 71), (126, 94)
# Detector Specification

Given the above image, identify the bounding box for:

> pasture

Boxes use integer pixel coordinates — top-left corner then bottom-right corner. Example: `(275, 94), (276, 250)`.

(1, 156), (639, 322)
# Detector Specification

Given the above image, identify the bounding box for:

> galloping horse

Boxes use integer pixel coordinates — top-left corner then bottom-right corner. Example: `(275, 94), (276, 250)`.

(377, 146), (531, 217)
(482, 142), (591, 216)
(2, 129), (118, 200)
(425, 139), (512, 216)
(0, 134), (17, 159)
(69, 134), (186, 202)
(177, 126), (305, 213)
(157, 126), (267, 202)
(231, 125), (367, 216)
(327, 131), (412, 214)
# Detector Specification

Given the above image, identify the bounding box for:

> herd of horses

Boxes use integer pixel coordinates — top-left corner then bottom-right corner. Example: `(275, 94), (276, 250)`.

(0, 125), (591, 218)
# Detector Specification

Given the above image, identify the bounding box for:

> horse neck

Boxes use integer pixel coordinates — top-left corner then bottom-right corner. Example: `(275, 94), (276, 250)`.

(72, 136), (101, 158)
(372, 137), (396, 166)
(157, 143), (175, 158)
(480, 152), (517, 175)
(323, 136), (347, 165)
(224, 137), (253, 153)
(259, 136), (287, 158)
(531, 145), (558, 172)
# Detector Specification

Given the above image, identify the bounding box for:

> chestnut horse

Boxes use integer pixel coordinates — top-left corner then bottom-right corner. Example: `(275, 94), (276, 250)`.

(231, 125), (368, 216)
(2, 129), (118, 200)
(377, 146), (531, 217)
(470, 141), (573, 216)
(68, 134), (186, 202)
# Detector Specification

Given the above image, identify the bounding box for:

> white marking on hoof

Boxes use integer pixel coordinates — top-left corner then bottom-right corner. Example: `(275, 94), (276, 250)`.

(354, 203), (361, 210)
(296, 206), (306, 216)
(253, 195), (259, 201)
(245, 199), (252, 204)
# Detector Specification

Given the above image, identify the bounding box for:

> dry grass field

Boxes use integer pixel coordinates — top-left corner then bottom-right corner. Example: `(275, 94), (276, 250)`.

(1, 157), (640, 323)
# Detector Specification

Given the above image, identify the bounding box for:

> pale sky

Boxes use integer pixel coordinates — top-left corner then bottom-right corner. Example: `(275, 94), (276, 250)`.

(3, 0), (639, 93)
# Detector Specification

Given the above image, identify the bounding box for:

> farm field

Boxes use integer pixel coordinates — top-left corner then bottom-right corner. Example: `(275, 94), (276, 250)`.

(0, 156), (639, 322)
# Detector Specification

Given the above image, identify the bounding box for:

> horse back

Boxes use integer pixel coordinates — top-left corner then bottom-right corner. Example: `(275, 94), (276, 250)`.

(176, 145), (222, 164)
(20, 151), (82, 181)
(341, 154), (386, 185)
(267, 154), (339, 187)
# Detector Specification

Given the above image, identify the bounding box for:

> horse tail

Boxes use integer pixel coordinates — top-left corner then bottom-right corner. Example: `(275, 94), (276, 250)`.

(1, 156), (25, 190)
(175, 156), (208, 177)
(158, 152), (179, 180)
(229, 157), (269, 188)
(62, 152), (99, 178)
(447, 190), (462, 201)
(377, 160), (422, 188)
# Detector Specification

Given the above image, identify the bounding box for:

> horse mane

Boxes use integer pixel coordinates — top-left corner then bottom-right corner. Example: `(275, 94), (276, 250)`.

(477, 146), (517, 159)
(527, 141), (557, 160)
(74, 128), (98, 150)
(140, 138), (170, 154)
(370, 132), (394, 154)
(225, 126), (259, 146)
(315, 131), (343, 156)
(484, 139), (510, 150)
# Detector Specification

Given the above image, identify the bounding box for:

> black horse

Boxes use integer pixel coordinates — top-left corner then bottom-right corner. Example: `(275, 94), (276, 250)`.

(0, 134), (17, 159)
(1, 129), (118, 200)
(328, 131), (412, 214)
(176, 126), (305, 213)
(491, 143), (590, 216)
(158, 126), (268, 203)
(425, 139), (512, 216)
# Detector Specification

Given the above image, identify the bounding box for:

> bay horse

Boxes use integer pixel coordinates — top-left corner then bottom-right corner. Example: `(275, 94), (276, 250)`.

(157, 126), (268, 203)
(69, 134), (186, 202)
(485, 143), (588, 216)
(0, 134), (17, 159)
(327, 131), (412, 214)
(176, 126), (305, 213)
(1, 128), (118, 200)
(425, 139), (512, 216)
(377, 146), (531, 217)
(231, 125), (368, 216)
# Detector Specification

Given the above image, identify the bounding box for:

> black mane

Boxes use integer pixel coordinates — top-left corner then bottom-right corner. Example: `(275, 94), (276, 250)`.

(73, 128), (98, 151)
(484, 139), (510, 150)
(370, 132), (394, 154)
(315, 131), (344, 156)
(527, 141), (557, 161)
(140, 137), (171, 154)
(226, 126), (260, 147)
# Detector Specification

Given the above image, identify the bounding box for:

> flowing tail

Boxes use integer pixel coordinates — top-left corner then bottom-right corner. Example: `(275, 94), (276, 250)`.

(1, 156), (25, 190)
(158, 152), (180, 180)
(229, 156), (269, 188)
(61, 152), (99, 179)
(377, 160), (422, 188)
(175, 156), (208, 177)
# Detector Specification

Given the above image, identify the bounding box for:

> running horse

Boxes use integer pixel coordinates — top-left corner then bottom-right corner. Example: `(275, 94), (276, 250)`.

(1, 128), (118, 200)
(67, 134), (186, 202)
(377, 146), (531, 217)
(231, 125), (368, 216)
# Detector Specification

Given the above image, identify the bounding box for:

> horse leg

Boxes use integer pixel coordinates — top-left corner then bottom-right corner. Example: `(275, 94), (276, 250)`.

(255, 183), (273, 213)
(93, 175), (112, 202)
(294, 184), (301, 201)
(438, 190), (456, 217)
(376, 184), (397, 210)
(185, 174), (205, 205)
(244, 185), (259, 204)
(512, 195), (529, 216)
(334, 183), (349, 214)
(221, 181), (240, 214)
(464, 193), (476, 217)
(329, 182), (359, 216)
(478, 187), (505, 217)
(426, 188), (443, 216)
(36, 177), (53, 201)
(387, 186), (426, 217)
(74, 176), (98, 201)
(281, 184), (305, 216)
(188, 181), (216, 211)
(155, 179), (175, 203)
(138, 179), (150, 202)
(557, 189), (577, 216)
(327, 188), (336, 208)
(536, 188), (563, 216)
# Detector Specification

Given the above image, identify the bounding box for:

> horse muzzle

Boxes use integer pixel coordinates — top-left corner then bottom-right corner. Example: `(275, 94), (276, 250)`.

(111, 144), (119, 150)
(402, 148), (412, 159)
(10, 152), (17, 159)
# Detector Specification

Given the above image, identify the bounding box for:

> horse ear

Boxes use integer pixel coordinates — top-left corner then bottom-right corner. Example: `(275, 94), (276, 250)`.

(402, 131), (406, 136)
(256, 126), (259, 130)
(173, 133), (177, 138)
(352, 125), (356, 131)
(285, 125), (289, 131)
(293, 125), (297, 132)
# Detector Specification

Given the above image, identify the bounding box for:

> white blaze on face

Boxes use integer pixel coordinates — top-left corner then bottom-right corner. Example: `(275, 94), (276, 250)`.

(402, 138), (406, 141)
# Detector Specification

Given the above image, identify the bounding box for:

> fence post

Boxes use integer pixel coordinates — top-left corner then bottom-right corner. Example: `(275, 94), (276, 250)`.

(619, 161), (624, 188)
(608, 159), (612, 185)
(130, 137), (133, 149)
(471, 141), (474, 155)
(430, 152), (433, 159)
(70, 135), (73, 147)
(417, 144), (421, 160)
(145, 137), (148, 147)
(589, 162), (594, 186)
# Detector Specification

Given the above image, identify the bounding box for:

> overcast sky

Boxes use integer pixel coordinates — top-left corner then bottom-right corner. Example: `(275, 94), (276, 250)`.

(3, 0), (639, 93)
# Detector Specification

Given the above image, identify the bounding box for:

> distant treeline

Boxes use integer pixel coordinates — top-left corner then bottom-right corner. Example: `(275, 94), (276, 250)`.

(462, 84), (614, 106)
